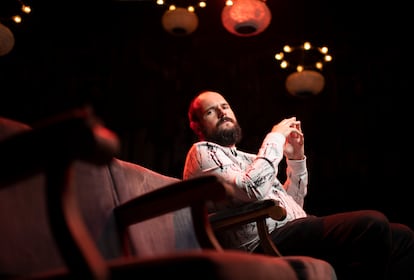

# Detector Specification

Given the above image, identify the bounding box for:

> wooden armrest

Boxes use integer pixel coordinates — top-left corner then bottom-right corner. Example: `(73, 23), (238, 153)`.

(209, 199), (286, 230)
(114, 175), (235, 254)
(209, 199), (287, 257)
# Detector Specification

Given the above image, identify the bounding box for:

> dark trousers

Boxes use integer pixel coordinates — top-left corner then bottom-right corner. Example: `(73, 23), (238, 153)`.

(254, 210), (414, 280)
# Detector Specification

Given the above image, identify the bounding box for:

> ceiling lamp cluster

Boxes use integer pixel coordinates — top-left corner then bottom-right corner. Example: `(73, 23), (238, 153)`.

(0, 0), (31, 56)
(274, 42), (333, 97)
(156, 0), (271, 37)
(221, 0), (271, 37)
(156, 0), (206, 36)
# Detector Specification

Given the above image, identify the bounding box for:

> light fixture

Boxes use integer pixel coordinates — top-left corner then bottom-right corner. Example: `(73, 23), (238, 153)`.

(221, 0), (271, 37)
(0, 23), (15, 56)
(0, 0), (31, 56)
(275, 42), (333, 96)
(157, 0), (206, 36)
(161, 7), (198, 36)
(285, 70), (325, 97)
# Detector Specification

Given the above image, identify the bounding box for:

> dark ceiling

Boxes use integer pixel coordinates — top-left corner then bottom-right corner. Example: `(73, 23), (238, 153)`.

(0, 0), (413, 227)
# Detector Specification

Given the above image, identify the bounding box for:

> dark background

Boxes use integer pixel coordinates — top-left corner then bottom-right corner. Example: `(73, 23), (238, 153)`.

(0, 0), (412, 228)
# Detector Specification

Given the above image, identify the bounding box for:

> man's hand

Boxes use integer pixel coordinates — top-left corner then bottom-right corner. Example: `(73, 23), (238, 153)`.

(271, 117), (305, 160)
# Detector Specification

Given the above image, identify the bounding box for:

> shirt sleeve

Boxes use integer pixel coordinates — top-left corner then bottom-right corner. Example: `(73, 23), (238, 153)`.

(183, 132), (289, 201)
(284, 158), (308, 207)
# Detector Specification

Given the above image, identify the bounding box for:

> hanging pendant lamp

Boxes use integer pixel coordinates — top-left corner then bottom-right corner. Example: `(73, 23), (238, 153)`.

(162, 7), (199, 36)
(221, 0), (271, 37)
(0, 22), (15, 56)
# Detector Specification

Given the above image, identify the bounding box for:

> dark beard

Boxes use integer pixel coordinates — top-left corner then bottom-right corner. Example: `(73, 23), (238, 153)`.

(203, 118), (243, 147)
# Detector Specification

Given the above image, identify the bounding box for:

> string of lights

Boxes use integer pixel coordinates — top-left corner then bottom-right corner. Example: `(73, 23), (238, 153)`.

(0, 0), (31, 25)
(155, 0), (206, 12)
(274, 42), (332, 72)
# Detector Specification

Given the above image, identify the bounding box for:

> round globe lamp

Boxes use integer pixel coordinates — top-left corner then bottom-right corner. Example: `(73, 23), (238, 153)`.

(221, 0), (271, 37)
(162, 8), (199, 36)
(0, 23), (15, 56)
(285, 70), (325, 97)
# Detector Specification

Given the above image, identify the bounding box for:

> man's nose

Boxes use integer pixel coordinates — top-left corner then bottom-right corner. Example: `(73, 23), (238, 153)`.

(217, 109), (226, 118)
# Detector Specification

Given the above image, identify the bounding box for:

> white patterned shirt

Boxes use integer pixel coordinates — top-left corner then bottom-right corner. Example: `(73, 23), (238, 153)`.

(183, 132), (308, 251)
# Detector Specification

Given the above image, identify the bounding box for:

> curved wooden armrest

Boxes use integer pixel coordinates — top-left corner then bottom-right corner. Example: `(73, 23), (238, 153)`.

(114, 175), (235, 254)
(209, 199), (287, 257)
(209, 199), (286, 230)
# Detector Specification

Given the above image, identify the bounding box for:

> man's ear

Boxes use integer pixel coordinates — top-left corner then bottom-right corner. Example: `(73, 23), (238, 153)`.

(190, 121), (200, 134)
(190, 121), (205, 140)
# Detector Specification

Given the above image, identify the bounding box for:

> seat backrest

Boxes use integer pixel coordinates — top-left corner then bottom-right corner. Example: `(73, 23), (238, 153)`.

(107, 159), (201, 256)
(0, 116), (199, 277)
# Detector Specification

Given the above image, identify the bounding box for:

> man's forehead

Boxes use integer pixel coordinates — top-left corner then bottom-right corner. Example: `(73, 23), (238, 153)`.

(197, 92), (227, 108)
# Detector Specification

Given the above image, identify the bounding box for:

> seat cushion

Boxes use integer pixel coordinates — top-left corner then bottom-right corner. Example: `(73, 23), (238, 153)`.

(30, 250), (337, 280)
(107, 251), (337, 279)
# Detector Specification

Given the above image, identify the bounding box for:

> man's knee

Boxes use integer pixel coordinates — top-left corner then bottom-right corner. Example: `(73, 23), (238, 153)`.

(352, 210), (391, 236)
